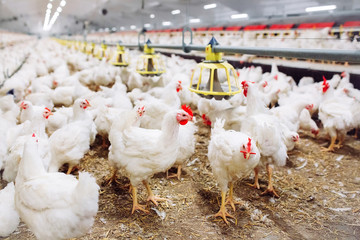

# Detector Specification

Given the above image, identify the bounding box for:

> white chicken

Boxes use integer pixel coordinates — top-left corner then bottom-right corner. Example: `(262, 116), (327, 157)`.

(107, 105), (145, 185)
(167, 105), (198, 180)
(3, 106), (53, 182)
(299, 108), (319, 137)
(208, 119), (260, 224)
(15, 134), (99, 240)
(318, 77), (358, 151)
(241, 81), (288, 197)
(0, 182), (20, 237)
(109, 107), (192, 213)
(48, 99), (96, 173)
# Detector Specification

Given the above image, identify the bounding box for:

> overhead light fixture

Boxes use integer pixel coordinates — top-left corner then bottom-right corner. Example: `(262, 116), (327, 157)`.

(162, 21), (171, 26)
(305, 5), (336, 12)
(130, 25), (136, 30)
(120, 26), (125, 30)
(144, 23), (151, 28)
(190, 18), (200, 23)
(150, 14), (155, 18)
(171, 9), (180, 15)
(60, 0), (66, 7)
(112, 27), (117, 31)
(231, 13), (248, 19)
(204, 3), (216, 9)
(43, 0), (67, 31)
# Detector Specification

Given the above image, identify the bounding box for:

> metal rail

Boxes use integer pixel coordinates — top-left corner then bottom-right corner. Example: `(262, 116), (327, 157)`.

(73, 27), (360, 63)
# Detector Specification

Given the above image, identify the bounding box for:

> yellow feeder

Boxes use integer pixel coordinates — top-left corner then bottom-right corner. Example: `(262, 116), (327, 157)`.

(80, 42), (87, 53)
(111, 43), (129, 67)
(87, 42), (95, 55)
(136, 39), (165, 77)
(189, 37), (241, 100)
(95, 41), (107, 60)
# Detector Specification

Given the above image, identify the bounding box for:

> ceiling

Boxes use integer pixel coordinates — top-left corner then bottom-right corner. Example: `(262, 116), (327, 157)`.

(0, 0), (360, 35)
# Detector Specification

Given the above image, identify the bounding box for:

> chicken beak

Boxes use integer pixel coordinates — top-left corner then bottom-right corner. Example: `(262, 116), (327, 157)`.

(246, 152), (250, 160)
(49, 112), (54, 116)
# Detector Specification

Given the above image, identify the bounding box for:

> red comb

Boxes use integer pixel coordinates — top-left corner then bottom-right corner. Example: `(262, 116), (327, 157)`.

(45, 107), (51, 112)
(262, 81), (268, 88)
(202, 114), (211, 126)
(240, 138), (256, 159)
(274, 75), (278, 80)
(322, 76), (327, 84)
(85, 99), (90, 105)
(322, 76), (330, 93)
(181, 105), (193, 119)
(32, 133), (35, 137)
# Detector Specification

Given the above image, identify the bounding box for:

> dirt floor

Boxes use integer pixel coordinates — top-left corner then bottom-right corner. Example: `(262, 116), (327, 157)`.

(1, 112), (360, 240)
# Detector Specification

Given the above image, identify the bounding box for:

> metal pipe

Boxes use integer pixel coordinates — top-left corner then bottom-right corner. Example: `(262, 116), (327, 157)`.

(94, 40), (360, 63)
(213, 46), (360, 63)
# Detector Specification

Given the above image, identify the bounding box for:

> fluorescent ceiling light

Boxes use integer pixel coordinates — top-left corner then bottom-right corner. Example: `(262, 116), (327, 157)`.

(60, 0), (66, 7)
(162, 21), (171, 26)
(130, 25), (136, 30)
(144, 23), (151, 28)
(204, 3), (216, 9)
(150, 14), (155, 18)
(305, 5), (336, 12)
(47, 3), (52, 9)
(231, 13), (248, 19)
(112, 27), (117, 31)
(190, 18), (200, 23)
(120, 26), (125, 30)
(171, 9), (180, 15)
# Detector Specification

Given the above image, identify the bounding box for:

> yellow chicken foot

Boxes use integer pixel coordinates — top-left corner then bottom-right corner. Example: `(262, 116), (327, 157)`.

(321, 136), (336, 152)
(334, 134), (345, 149)
(261, 164), (280, 198)
(143, 180), (169, 206)
(225, 182), (242, 211)
(131, 185), (148, 214)
(66, 164), (79, 175)
(166, 165), (182, 180)
(105, 168), (121, 186)
(354, 128), (358, 139)
(247, 166), (260, 189)
(214, 190), (235, 225)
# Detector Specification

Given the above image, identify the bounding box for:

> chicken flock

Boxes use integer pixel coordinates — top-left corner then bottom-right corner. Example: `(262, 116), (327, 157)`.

(0, 38), (359, 239)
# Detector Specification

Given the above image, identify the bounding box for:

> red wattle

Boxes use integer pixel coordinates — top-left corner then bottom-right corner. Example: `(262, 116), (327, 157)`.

(179, 120), (188, 125)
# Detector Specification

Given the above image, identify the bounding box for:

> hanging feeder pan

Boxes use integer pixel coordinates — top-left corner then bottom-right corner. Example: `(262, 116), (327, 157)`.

(189, 37), (241, 100)
(111, 44), (129, 67)
(136, 40), (165, 77)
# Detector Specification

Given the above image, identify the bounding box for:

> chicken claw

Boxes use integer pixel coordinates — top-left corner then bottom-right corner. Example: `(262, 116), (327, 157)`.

(131, 186), (149, 214)
(260, 164), (280, 198)
(143, 180), (169, 206)
(225, 182), (242, 211)
(261, 187), (280, 198)
(247, 167), (260, 189)
(214, 191), (236, 225)
(166, 165), (182, 180)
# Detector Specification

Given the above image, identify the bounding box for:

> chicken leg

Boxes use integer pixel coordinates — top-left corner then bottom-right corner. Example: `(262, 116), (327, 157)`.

(334, 133), (345, 149)
(66, 164), (79, 175)
(247, 166), (260, 189)
(321, 135), (336, 152)
(105, 168), (119, 185)
(142, 180), (169, 206)
(131, 185), (148, 214)
(225, 182), (242, 211)
(261, 164), (280, 198)
(214, 190), (235, 225)
(166, 165), (182, 180)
